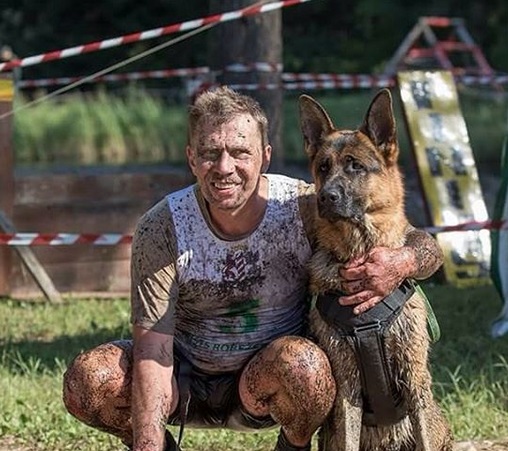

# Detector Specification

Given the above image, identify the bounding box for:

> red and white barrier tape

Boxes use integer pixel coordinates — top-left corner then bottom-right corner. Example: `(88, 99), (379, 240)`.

(0, 233), (132, 246)
(423, 219), (508, 235)
(0, 220), (506, 246)
(283, 76), (396, 90)
(225, 62), (283, 73)
(17, 67), (211, 89)
(18, 69), (508, 90)
(0, 0), (311, 73)
(458, 74), (508, 86)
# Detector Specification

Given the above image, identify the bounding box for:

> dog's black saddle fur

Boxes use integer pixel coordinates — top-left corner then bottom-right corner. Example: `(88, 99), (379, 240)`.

(314, 279), (416, 426)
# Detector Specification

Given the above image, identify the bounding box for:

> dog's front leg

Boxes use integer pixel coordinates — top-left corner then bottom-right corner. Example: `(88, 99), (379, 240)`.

(409, 406), (434, 451)
(321, 396), (362, 451)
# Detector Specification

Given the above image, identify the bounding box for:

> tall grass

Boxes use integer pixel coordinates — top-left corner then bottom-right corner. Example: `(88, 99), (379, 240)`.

(12, 86), (508, 168)
(13, 86), (189, 167)
(0, 283), (507, 450)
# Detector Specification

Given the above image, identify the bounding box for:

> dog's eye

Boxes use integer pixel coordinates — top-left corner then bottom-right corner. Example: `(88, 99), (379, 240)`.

(318, 160), (330, 174)
(345, 156), (365, 173)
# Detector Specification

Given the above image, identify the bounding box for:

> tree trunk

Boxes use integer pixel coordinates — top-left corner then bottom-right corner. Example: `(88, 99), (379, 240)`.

(208, 0), (284, 170)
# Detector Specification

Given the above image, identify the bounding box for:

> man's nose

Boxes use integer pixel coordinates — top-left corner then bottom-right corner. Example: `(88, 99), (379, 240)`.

(215, 150), (235, 173)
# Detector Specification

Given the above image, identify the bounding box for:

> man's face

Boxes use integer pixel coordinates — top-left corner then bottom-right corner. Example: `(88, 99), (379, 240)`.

(187, 113), (271, 213)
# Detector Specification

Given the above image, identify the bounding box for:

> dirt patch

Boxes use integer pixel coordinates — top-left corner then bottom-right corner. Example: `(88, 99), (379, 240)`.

(456, 439), (508, 451)
(0, 436), (30, 451)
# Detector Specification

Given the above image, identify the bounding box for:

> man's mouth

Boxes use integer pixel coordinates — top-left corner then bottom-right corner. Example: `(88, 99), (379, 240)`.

(212, 180), (239, 190)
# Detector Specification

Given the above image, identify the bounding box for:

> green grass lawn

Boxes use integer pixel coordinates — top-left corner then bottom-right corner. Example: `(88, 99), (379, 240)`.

(0, 282), (507, 450)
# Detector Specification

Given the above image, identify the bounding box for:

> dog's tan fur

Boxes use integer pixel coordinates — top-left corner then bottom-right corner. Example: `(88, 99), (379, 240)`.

(299, 90), (453, 451)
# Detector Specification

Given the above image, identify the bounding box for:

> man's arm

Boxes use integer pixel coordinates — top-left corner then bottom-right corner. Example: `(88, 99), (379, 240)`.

(338, 227), (443, 314)
(132, 326), (176, 451)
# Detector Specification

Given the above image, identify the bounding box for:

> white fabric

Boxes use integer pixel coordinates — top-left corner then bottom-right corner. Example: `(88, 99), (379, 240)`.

(167, 174), (312, 372)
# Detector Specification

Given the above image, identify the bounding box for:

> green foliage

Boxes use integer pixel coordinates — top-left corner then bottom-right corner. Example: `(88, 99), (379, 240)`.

(13, 88), (507, 168)
(13, 87), (189, 166)
(0, 284), (507, 449)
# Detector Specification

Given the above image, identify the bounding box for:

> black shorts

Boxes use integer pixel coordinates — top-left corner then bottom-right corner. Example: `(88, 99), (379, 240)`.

(167, 349), (277, 431)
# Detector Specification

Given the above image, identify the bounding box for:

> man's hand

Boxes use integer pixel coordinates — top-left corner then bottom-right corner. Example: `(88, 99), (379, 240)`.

(338, 246), (416, 314)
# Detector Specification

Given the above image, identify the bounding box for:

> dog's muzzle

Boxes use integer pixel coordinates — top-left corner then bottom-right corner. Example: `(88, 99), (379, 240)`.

(317, 187), (364, 222)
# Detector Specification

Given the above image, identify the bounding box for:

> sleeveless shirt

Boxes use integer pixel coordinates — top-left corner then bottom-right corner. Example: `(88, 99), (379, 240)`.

(131, 174), (314, 373)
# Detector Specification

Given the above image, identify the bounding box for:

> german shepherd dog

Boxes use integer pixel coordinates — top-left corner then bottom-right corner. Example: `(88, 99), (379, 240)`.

(299, 90), (453, 451)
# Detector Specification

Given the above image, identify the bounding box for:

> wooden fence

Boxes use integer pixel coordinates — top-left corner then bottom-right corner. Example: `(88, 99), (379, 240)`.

(0, 74), (195, 299)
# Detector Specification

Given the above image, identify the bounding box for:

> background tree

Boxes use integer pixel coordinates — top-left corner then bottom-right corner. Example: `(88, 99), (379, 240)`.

(0, 0), (505, 80)
(209, 0), (283, 168)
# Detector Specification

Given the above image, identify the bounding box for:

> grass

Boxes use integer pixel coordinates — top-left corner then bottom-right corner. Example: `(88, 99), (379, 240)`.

(12, 87), (508, 168)
(13, 86), (189, 167)
(0, 283), (508, 450)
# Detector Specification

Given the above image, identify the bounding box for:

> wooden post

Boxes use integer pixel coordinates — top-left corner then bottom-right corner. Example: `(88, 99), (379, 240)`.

(0, 211), (62, 303)
(0, 74), (14, 295)
(208, 0), (284, 170)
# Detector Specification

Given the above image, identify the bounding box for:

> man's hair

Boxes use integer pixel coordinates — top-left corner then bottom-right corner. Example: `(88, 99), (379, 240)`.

(188, 86), (269, 147)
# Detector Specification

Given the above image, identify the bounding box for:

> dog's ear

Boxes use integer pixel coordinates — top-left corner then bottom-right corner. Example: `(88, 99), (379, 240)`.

(359, 89), (399, 166)
(299, 95), (335, 160)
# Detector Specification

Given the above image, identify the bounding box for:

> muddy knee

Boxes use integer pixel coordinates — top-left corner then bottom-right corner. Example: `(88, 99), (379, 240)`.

(63, 340), (133, 424)
(270, 336), (336, 400)
(241, 335), (336, 422)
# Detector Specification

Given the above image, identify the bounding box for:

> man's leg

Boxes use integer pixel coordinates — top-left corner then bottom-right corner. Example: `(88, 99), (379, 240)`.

(62, 340), (179, 449)
(238, 335), (336, 451)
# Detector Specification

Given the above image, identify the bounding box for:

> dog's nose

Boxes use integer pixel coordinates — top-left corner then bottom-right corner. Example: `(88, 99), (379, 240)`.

(320, 189), (341, 205)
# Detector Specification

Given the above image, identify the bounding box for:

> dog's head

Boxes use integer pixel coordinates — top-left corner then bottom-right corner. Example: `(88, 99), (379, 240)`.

(299, 89), (404, 226)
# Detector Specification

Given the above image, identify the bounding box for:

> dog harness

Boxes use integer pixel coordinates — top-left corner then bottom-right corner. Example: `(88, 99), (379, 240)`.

(314, 279), (416, 426)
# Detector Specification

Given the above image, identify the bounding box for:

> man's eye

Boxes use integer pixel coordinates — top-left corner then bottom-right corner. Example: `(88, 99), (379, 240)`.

(230, 149), (250, 159)
(200, 150), (220, 161)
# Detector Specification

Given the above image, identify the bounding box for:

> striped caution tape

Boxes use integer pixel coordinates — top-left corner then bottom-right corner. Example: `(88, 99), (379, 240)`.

(0, 219), (506, 245)
(423, 219), (508, 234)
(0, 0), (312, 73)
(17, 67), (211, 89)
(0, 233), (132, 246)
(18, 69), (508, 90)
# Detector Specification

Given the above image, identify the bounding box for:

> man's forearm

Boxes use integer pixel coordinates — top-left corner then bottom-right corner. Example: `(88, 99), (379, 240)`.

(404, 227), (444, 280)
(132, 326), (175, 451)
(132, 359), (173, 451)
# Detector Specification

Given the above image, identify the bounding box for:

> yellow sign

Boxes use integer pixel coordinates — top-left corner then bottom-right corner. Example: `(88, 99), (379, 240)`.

(0, 78), (13, 101)
(398, 70), (491, 287)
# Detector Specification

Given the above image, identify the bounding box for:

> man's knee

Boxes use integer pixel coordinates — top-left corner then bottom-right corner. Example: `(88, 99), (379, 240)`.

(63, 340), (132, 421)
(240, 335), (336, 412)
(265, 335), (333, 381)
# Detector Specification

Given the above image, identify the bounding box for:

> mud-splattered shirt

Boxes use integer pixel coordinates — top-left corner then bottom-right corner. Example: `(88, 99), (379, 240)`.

(131, 174), (315, 373)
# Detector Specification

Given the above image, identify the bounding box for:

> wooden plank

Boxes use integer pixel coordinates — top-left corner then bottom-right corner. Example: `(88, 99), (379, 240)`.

(20, 245), (131, 266)
(8, 166), (194, 296)
(10, 257), (131, 297)
(0, 210), (62, 303)
(14, 166), (194, 204)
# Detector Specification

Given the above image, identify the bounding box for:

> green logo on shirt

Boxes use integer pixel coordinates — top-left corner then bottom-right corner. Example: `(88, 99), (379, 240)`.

(219, 298), (260, 334)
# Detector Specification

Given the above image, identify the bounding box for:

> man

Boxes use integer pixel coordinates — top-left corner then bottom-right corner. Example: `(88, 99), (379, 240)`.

(63, 86), (443, 451)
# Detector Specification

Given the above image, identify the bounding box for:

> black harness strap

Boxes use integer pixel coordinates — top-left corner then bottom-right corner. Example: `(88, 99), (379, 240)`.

(315, 279), (415, 426)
